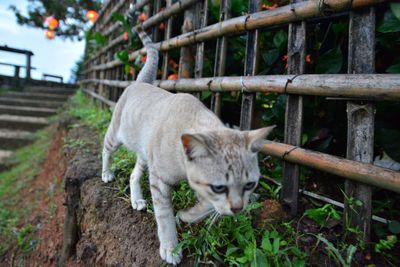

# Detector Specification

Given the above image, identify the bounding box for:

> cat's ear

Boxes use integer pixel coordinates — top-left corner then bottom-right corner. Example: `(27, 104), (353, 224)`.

(181, 134), (210, 161)
(246, 125), (276, 152)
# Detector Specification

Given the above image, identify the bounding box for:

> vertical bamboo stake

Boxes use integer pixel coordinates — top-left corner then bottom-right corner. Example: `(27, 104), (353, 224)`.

(211, 0), (230, 117)
(345, 7), (375, 242)
(239, 0), (260, 130)
(194, 0), (208, 79)
(280, 0), (306, 218)
(178, 4), (197, 79)
(161, 0), (173, 80)
(193, 0), (208, 99)
(152, 0), (162, 42)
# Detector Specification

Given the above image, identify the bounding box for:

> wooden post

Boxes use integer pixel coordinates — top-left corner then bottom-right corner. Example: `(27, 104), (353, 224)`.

(26, 53), (32, 80)
(152, 0), (162, 42)
(161, 0), (173, 80)
(193, 0), (208, 99)
(14, 66), (20, 89)
(178, 4), (197, 79)
(280, 0), (306, 218)
(239, 0), (260, 130)
(211, 0), (230, 116)
(194, 0), (208, 79)
(344, 7), (375, 242)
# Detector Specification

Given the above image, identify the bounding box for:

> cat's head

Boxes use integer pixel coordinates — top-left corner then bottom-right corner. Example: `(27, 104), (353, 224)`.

(181, 126), (275, 215)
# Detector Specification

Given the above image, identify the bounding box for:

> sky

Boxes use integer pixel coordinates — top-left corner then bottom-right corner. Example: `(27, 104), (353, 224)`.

(0, 0), (85, 83)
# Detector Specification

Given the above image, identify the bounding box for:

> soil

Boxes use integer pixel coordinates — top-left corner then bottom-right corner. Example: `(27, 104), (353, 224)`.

(61, 118), (192, 267)
(0, 124), (68, 266)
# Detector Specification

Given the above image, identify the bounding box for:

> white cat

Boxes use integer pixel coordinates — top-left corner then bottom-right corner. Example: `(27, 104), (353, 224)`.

(101, 26), (274, 265)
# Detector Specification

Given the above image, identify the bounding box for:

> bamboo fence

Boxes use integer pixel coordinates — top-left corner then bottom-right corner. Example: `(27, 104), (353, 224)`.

(80, 0), (400, 241)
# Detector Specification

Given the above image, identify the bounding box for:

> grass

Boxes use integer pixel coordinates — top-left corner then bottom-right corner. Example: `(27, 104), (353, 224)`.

(0, 129), (51, 254)
(68, 90), (400, 266)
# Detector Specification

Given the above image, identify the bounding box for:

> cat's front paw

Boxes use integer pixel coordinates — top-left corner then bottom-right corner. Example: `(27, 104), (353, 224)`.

(177, 210), (193, 223)
(102, 171), (115, 183)
(131, 199), (146, 210)
(160, 245), (182, 265)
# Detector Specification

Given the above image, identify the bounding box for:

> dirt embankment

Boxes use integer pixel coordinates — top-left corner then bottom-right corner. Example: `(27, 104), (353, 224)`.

(61, 117), (190, 266)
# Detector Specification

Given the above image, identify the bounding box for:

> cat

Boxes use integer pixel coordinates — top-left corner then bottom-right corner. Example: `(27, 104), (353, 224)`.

(101, 26), (275, 265)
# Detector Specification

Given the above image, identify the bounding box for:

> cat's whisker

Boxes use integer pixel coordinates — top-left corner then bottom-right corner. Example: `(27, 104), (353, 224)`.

(207, 211), (220, 231)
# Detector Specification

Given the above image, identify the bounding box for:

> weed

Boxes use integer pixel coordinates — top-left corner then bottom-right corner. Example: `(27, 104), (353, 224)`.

(14, 224), (38, 255)
(304, 204), (341, 227)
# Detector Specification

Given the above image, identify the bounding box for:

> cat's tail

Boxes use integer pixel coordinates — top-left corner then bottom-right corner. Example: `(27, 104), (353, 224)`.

(134, 26), (159, 83)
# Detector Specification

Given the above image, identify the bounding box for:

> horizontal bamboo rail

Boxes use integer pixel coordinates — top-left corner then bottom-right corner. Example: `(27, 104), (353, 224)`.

(84, 0), (384, 73)
(258, 140), (400, 194)
(83, 0), (198, 72)
(80, 74), (400, 101)
(83, 89), (116, 108)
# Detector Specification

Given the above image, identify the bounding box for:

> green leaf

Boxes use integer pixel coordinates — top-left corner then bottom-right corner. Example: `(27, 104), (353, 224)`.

(390, 3), (400, 21)
(261, 231), (272, 252)
(273, 30), (288, 51)
(201, 91), (212, 100)
(255, 249), (268, 267)
(112, 12), (126, 23)
(388, 220), (400, 234)
(292, 258), (306, 267)
(378, 10), (400, 33)
(225, 245), (239, 256)
(115, 50), (129, 63)
(315, 47), (343, 74)
(272, 237), (280, 253)
(346, 245), (357, 265)
(94, 32), (107, 46)
(386, 62), (400, 73)
(262, 49), (280, 66)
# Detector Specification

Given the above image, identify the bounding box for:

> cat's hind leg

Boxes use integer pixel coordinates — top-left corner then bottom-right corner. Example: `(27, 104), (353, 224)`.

(130, 156), (147, 210)
(101, 124), (121, 183)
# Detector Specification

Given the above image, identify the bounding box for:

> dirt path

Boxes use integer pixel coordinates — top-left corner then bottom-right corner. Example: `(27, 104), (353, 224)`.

(0, 125), (67, 266)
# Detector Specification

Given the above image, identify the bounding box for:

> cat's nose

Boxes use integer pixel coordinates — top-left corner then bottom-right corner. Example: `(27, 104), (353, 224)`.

(231, 206), (243, 214)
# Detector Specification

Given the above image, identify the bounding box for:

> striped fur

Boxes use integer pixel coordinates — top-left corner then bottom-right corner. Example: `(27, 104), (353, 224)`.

(100, 26), (275, 265)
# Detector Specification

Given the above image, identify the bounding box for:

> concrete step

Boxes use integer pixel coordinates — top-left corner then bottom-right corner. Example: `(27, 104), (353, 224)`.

(0, 129), (35, 150)
(3, 91), (69, 101)
(0, 149), (15, 172)
(24, 86), (76, 95)
(0, 115), (49, 131)
(0, 97), (64, 109)
(0, 104), (57, 117)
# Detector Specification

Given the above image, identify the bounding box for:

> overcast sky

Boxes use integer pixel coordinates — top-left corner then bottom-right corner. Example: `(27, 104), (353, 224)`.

(0, 0), (85, 83)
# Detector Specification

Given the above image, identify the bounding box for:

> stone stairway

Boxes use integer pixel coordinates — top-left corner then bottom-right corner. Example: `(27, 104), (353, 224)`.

(0, 85), (75, 171)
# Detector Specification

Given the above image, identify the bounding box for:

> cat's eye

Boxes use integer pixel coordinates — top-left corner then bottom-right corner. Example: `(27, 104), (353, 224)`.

(210, 185), (228, 194)
(244, 182), (256, 190)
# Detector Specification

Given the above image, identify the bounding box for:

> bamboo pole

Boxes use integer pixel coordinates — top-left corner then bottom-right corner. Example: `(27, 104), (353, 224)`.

(240, 0), (260, 130)
(161, 0), (173, 80)
(83, 0), (384, 73)
(257, 140), (400, 194)
(194, 0), (208, 79)
(344, 7), (376, 242)
(211, 0), (230, 117)
(80, 74), (400, 100)
(178, 4), (197, 79)
(280, 0), (306, 218)
(83, 88), (116, 108)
